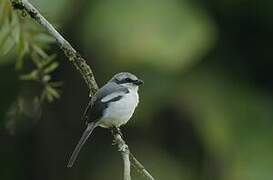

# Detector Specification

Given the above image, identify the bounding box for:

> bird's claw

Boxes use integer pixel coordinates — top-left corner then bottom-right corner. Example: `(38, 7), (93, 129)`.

(112, 139), (117, 145)
(118, 144), (128, 152)
(111, 127), (123, 137)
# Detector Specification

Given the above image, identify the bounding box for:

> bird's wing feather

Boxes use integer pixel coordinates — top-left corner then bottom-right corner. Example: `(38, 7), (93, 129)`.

(86, 82), (129, 123)
(101, 91), (126, 102)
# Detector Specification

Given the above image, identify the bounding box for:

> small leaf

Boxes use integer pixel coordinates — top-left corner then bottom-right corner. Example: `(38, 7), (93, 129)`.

(0, 0), (12, 24)
(33, 32), (55, 45)
(43, 84), (61, 103)
(16, 32), (31, 68)
(0, 1), (6, 23)
(0, 18), (13, 53)
(46, 93), (54, 102)
(0, 12), (19, 55)
(41, 85), (61, 103)
(39, 54), (56, 68)
(20, 70), (39, 81)
(30, 51), (44, 69)
(42, 74), (51, 83)
(32, 44), (48, 58)
(11, 12), (20, 43)
(1, 37), (15, 55)
(46, 85), (60, 99)
(43, 61), (59, 74)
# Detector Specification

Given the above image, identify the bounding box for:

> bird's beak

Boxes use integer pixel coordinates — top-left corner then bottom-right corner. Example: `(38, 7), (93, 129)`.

(133, 79), (144, 86)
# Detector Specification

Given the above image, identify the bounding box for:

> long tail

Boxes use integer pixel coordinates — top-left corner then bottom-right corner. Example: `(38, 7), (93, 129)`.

(67, 122), (97, 168)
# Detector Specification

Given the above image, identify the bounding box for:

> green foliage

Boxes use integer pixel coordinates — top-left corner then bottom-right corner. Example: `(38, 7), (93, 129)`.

(0, 1), (19, 58)
(19, 54), (62, 102)
(5, 96), (42, 134)
(0, 0), (60, 103)
(0, 0), (61, 133)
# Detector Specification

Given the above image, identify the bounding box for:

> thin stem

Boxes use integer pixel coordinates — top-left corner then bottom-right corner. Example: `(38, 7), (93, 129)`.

(113, 132), (131, 180)
(130, 153), (155, 180)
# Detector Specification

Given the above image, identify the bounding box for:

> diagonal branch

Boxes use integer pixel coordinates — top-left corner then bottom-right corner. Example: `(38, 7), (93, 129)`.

(9, 0), (155, 180)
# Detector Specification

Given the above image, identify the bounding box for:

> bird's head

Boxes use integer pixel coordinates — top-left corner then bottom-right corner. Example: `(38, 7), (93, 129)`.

(111, 72), (144, 89)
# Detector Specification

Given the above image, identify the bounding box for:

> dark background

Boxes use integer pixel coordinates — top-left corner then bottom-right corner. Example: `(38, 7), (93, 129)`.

(1, 0), (273, 179)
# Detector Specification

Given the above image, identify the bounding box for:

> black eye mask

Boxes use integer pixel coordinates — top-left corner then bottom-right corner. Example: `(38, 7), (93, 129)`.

(116, 78), (135, 84)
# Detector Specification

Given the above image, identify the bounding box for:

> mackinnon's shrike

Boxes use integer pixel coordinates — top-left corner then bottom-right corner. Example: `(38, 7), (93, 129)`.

(67, 72), (143, 167)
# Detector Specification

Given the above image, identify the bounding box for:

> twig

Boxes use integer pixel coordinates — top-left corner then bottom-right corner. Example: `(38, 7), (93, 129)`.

(130, 153), (155, 180)
(10, 0), (155, 179)
(112, 131), (131, 180)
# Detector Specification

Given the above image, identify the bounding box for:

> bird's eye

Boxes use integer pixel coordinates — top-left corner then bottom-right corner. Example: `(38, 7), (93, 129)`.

(125, 78), (131, 82)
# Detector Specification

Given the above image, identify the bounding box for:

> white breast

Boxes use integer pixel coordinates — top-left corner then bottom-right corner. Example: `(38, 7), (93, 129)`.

(99, 88), (139, 128)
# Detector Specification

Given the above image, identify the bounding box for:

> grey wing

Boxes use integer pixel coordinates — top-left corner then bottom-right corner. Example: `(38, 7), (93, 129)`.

(86, 82), (129, 124)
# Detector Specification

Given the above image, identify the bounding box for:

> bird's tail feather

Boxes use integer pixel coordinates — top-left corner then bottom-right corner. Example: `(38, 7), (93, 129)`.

(67, 122), (96, 168)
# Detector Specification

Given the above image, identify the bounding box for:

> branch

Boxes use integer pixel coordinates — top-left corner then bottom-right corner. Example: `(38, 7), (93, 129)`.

(113, 133), (131, 180)
(10, 0), (155, 179)
(130, 153), (155, 180)
(113, 131), (155, 180)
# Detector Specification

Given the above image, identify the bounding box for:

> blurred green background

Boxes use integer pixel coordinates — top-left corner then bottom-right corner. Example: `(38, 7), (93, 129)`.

(1, 0), (273, 179)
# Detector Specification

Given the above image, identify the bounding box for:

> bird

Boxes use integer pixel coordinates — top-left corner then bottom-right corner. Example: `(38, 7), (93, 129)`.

(67, 72), (143, 168)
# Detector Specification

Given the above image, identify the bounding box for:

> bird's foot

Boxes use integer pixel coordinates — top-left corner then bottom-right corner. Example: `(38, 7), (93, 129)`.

(111, 127), (123, 137)
(118, 144), (128, 152)
(112, 139), (117, 145)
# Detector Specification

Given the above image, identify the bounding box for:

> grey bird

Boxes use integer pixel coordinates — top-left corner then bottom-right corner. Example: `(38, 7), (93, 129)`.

(67, 72), (143, 167)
